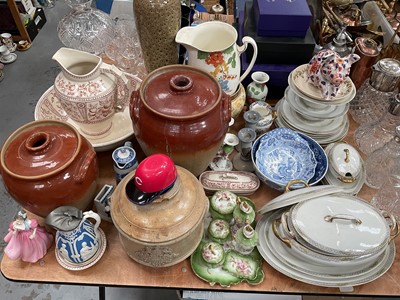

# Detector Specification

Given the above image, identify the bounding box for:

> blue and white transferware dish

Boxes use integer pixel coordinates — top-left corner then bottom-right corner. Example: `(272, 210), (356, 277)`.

(255, 140), (317, 187)
(251, 130), (327, 191)
(297, 133), (328, 186)
(258, 128), (309, 149)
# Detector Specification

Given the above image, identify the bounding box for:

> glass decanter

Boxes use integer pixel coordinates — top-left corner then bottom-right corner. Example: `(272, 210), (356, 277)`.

(57, 0), (115, 55)
(354, 93), (400, 155)
(349, 58), (400, 125)
(365, 126), (400, 189)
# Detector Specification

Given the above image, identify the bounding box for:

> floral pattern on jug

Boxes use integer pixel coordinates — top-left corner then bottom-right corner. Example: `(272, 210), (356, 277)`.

(199, 45), (237, 93)
(307, 49), (359, 99)
(53, 47), (130, 137)
(175, 21), (258, 96)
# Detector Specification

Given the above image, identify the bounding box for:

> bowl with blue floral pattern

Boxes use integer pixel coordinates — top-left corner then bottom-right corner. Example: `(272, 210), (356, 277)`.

(252, 128), (322, 191)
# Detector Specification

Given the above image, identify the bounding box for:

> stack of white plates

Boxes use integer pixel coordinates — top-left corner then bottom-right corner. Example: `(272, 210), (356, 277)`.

(275, 64), (356, 145)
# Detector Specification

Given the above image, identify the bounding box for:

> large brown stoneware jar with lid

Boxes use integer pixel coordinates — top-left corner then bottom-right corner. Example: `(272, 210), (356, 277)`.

(130, 64), (231, 177)
(0, 120), (98, 218)
(111, 166), (209, 267)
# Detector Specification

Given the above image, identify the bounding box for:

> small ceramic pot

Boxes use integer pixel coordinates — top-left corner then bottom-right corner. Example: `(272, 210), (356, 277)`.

(112, 141), (138, 184)
(326, 142), (362, 183)
(249, 101), (275, 134)
(208, 219), (231, 244)
(234, 224), (258, 255)
(201, 241), (225, 267)
(0, 120), (98, 217)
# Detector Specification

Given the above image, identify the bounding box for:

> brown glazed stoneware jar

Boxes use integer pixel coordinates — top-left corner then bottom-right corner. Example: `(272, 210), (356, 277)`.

(0, 120), (98, 218)
(111, 166), (209, 268)
(130, 64), (231, 177)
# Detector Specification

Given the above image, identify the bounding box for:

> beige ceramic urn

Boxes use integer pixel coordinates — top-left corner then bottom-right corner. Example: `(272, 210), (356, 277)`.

(111, 166), (209, 268)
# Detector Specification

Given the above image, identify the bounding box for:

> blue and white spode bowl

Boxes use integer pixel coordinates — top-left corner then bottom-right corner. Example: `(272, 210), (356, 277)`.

(252, 129), (328, 191)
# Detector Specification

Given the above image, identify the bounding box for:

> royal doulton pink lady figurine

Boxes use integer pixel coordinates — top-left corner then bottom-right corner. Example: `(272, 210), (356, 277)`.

(4, 210), (53, 263)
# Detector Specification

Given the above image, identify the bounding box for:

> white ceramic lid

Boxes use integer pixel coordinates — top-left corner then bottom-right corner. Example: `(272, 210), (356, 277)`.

(327, 143), (362, 181)
(290, 194), (390, 256)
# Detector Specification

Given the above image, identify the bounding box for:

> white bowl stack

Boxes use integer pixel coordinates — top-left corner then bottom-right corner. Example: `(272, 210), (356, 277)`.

(275, 64), (356, 145)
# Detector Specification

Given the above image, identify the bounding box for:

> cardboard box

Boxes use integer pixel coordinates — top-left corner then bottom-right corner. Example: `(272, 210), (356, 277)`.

(25, 7), (46, 41)
(253, 0), (312, 37)
(243, 1), (315, 65)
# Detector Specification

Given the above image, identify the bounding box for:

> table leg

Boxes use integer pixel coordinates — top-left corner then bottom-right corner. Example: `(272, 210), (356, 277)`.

(99, 286), (106, 300)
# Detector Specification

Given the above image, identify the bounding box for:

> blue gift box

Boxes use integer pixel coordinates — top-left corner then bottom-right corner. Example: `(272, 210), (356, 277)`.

(243, 1), (315, 65)
(253, 0), (312, 37)
(238, 10), (297, 90)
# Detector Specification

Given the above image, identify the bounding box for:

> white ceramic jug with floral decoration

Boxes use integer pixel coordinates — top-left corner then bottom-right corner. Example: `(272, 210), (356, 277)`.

(175, 21), (258, 96)
(53, 47), (130, 137)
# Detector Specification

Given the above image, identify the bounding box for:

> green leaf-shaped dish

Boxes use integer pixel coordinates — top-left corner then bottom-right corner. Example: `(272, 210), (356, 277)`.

(191, 241), (264, 287)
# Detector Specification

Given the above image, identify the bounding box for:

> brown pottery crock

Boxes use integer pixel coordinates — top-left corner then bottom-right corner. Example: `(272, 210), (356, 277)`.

(0, 120), (98, 218)
(130, 64), (231, 177)
(111, 166), (209, 268)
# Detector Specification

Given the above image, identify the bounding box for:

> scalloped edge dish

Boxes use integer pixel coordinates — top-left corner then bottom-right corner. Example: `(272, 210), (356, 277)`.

(190, 241), (264, 287)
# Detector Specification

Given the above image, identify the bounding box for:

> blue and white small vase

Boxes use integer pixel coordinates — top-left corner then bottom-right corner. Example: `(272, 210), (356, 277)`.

(246, 71), (269, 104)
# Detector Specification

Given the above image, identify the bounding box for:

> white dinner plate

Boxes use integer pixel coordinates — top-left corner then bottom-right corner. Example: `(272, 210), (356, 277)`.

(285, 87), (349, 120)
(278, 99), (347, 136)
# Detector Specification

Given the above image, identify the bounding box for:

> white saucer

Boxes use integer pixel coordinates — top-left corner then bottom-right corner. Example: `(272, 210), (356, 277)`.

(279, 99), (346, 135)
(275, 100), (349, 146)
(0, 53), (17, 64)
(34, 74), (141, 152)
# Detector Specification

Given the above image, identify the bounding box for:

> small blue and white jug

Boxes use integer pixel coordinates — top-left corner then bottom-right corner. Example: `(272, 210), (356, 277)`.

(112, 141), (138, 184)
(46, 206), (102, 264)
